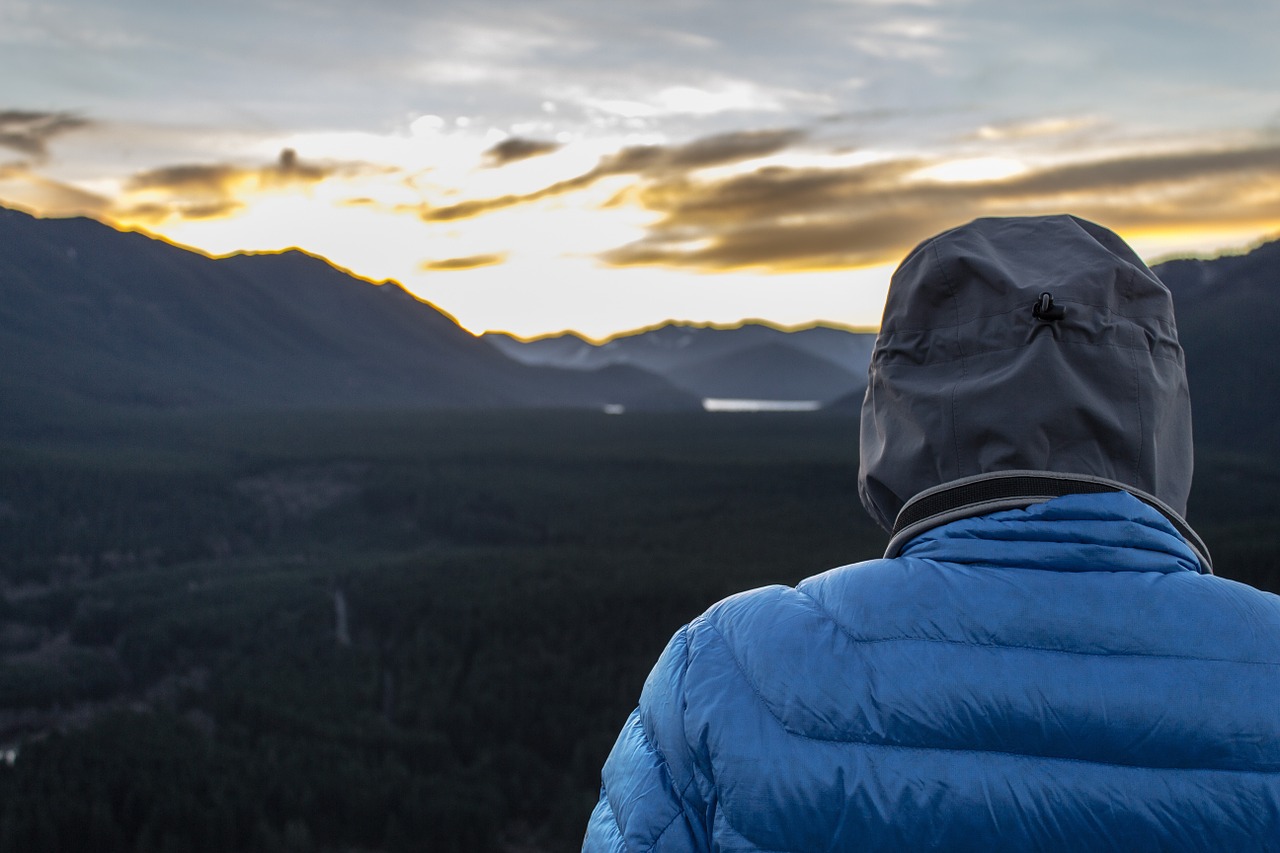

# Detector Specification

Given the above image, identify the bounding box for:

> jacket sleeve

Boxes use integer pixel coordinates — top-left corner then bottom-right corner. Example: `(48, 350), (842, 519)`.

(582, 624), (709, 852)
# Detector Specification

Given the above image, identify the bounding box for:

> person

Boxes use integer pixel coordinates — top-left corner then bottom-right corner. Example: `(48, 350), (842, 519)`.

(582, 214), (1280, 851)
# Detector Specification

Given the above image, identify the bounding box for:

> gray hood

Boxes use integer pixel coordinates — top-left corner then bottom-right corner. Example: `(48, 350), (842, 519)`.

(859, 215), (1207, 566)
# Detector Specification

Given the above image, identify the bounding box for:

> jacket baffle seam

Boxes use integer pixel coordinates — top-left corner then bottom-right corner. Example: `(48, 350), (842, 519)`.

(700, 614), (1280, 774)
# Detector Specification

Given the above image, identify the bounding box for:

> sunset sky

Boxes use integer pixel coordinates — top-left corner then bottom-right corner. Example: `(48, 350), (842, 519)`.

(2, 0), (1278, 339)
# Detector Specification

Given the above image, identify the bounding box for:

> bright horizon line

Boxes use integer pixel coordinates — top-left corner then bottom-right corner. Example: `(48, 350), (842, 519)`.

(6, 199), (887, 341)
(489, 317), (879, 345)
(11, 201), (1275, 345)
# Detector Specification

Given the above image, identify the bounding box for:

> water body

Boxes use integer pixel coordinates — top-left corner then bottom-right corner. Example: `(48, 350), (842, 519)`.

(702, 399), (822, 412)
(334, 588), (351, 647)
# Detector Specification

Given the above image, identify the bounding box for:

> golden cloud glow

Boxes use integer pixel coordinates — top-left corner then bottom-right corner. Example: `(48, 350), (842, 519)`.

(910, 157), (1029, 183)
(594, 139), (1280, 273)
(416, 128), (805, 222)
(5, 114), (1279, 340)
(420, 253), (507, 271)
(0, 169), (111, 218)
(972, 116), (1102, 141)
(109, 149), (368, 229)
(76, 124), (1279, 286)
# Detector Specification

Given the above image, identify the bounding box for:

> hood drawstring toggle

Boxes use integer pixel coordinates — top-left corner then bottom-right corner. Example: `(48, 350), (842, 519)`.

(1032, 291), (1066, 322)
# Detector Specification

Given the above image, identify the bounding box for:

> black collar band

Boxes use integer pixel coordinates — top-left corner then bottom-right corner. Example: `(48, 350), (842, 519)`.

(886, 470), (1213, 573)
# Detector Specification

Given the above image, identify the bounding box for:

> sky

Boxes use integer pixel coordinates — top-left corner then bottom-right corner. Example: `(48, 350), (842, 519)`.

(2, 0), (1279, 340)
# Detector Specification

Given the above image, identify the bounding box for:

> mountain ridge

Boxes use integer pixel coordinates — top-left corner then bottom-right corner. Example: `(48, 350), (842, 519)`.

(1152, 239), (1280, 451)
(0, 206), (700, 420)
(489, 237), (1280, 449)
(485, 322), (877, 402)
(2, 205), (1277, 443)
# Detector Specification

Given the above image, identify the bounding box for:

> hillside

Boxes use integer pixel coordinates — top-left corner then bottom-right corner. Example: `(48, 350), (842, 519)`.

(672, 341), (864, 402)
(1155, 239), (1280, 452)
(486, 322), (875, 402)
(486, 238), (1280, 448)
(0, 207), (699, 421)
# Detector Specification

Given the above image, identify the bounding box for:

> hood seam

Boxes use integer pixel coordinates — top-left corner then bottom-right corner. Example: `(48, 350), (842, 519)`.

(1128, 318), (1145, 488)
(935, 238), (966, 484)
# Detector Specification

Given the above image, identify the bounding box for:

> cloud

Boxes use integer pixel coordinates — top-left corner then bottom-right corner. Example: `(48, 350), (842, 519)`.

(847, 16), (951, 60)
(127, 149), (332, 196)
(420, 193), (531, 223)
(0, 2), (148, 50)
(602, 160), (939, 270)
(483, 137), (561, 167)
(119, 148), (349, 223)
(579, 82), (793, 118)
(266, 147), (329, 183)
(0, 169), (112, 218)
(117, 200), (246, 224)
(656, 128), (807, 169)
(420, 253), (507, 271)
(996, 144), (1280, 197)
(422, 128), (804, 221)
(600, 140), (1280, 271)
(969, 116), (1102, 141)
(0, 109), (90, 160)
(126, 163), (241, 195)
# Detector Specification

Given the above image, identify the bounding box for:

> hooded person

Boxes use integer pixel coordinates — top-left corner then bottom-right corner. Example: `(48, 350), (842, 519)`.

(582, 215), (1280, 852)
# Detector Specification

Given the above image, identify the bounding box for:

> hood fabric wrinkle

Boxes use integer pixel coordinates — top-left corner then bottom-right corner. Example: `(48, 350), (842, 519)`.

(859, 215), (1194, 533)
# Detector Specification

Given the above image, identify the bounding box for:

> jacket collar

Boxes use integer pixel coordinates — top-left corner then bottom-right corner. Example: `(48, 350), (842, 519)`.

(887, 471), (1212, 573)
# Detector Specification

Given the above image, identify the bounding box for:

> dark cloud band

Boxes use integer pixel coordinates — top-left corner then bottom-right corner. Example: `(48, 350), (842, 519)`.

(0, 110), (91, 160)
(422, 127), (805, 222)
(420, 253), (507, 271)
(118, 149), (350, 224)
(601, 140), (1280, 271)
(484, 137), (561, 167)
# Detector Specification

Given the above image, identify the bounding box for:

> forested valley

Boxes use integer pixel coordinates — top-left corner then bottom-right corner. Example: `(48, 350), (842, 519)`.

(0, 409), (885, 851)
(3, 408), (1279, 851)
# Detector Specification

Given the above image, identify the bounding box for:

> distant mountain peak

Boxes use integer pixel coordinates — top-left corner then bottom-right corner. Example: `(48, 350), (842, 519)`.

(484, 318), (876, 404)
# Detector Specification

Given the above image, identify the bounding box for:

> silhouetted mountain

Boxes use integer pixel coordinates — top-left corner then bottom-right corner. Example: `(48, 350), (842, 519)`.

(777, 325), (877, 374)
(0, 207), (699, 420)
(488, 237), (1280, 434)
(486, 323), (874, 403)
(1155, 239), (1280, 452)
(4, 205), (1273, 427)
(673, 342), (864, 402)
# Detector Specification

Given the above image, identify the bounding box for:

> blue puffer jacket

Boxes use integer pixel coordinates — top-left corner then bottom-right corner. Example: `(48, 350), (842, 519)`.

(583, 491), (1280, 851)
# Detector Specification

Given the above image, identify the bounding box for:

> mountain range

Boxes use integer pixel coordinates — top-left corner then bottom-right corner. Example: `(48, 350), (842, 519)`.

(1151, 240), (1280, 451)
(484, 323), (875, 404)
(493, 240), (1280, 450)
(1, 204), (1276, 451)
(0, 207), (699, 420)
